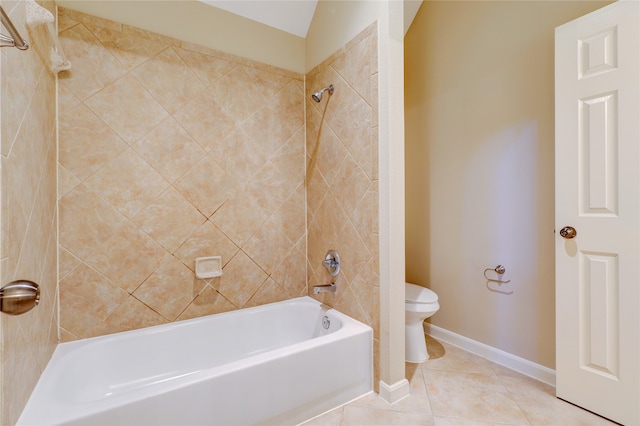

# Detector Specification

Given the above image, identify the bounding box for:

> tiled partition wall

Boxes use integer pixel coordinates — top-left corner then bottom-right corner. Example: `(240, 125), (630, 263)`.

(306, 24), (380, 386)
(57, 8), (306, 340)
(1, 0), (58, 423)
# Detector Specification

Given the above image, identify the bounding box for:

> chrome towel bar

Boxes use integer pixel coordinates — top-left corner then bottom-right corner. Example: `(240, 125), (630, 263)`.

(484, 265), (513, 295)
(0, 6), (29, 50)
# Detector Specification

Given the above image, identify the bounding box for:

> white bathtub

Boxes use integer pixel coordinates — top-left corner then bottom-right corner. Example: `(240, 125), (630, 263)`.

(17, 297), (372, 426)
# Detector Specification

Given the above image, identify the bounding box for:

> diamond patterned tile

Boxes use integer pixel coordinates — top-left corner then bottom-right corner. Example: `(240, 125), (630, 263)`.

(57, 165), (81, 199)
(4, 115), (45, 224)
(216, 251), (268, 308)
(88, 23), (168, 70)
(58, 103), (128, 181)
(173, 155), (237, 217)
(305, 166), (330, 222)
(59, 183), (129, 260)
(311, 125), (349, 191)
(175, 47), (235, 87)
(276, 183), (306, 244)
(59, 247), (81, 282)
(172, 88), (237, 152)
(173, 220), (239, 272)
(245, 278), (288, 308)
(331, 32), (374, 105)
(270, 129), (305, 190)
(242, 103), (298, 157)
(271, 240), (307, 298)
(241, 65), (291, 101)
(84, 74), (169, 143)
(209, 65), (264, 123)
(351, 182), (378, 249)
(58, 23), (127, 100)
(214, 128), (269, 187)
(133, 186), (206, 252)
(323, 79), (372, 159)
(269, 79), (305, 130)
(133, 117), (207, 184)
(245, 159), (298, 217)
(44, 8), (397, 347)
(103, 296), (167, 333)
(177, 286), (237, 321)
(133, 254), (206, 321)
(333, 219), (373, 283)
(243, 211), (295, 275)
(330, 152), (371, 217)
(59, 263), (129, 335)
(84, 147), (169, 219)
(132, 47), (206, 114)
(210, 190), (268, 247)
(58, 84), (81, 115)
(84, 222), (166, 293)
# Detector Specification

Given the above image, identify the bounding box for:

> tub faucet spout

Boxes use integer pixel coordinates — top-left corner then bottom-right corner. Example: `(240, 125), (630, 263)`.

(313, 284), (336, 294)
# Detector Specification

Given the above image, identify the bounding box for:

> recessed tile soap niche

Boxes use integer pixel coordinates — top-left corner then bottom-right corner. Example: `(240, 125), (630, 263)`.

(195, 256), (222, 279)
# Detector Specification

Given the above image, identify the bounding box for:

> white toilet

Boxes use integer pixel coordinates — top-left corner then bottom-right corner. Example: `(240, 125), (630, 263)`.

(405, 282), (440, 363)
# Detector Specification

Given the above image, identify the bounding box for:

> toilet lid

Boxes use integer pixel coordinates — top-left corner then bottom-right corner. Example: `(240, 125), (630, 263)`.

(405, 282), (438, 303)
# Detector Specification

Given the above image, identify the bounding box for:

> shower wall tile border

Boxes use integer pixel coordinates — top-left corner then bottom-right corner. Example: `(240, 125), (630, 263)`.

(58, 7), (304, 81)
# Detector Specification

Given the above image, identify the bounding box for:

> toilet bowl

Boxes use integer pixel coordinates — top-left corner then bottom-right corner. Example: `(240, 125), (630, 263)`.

(405, 282), (439, 363)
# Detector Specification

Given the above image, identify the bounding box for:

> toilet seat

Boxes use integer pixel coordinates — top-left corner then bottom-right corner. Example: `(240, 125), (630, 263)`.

(405, 283), (438, 304)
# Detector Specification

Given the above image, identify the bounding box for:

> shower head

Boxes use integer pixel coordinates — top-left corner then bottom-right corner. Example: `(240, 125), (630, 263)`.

(311, 84), (334, 102)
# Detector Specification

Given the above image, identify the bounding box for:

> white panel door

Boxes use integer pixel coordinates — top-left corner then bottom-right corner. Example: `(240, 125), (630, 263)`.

(555, 1), (640, 425)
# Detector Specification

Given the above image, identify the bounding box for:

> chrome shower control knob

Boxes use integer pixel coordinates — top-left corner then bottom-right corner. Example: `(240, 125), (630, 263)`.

(560, 226), (577, 239)
(323, 250), (340, 277)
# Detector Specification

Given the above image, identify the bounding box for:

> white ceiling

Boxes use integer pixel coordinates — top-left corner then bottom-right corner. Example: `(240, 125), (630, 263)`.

(201, 0), (422, 39)
(200, 0), (318, 38)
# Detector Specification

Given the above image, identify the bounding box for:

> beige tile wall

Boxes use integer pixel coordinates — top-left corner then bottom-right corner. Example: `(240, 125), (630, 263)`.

(57, 8), (306, 340)
(57, 11), (380, 387)
(0, 0), (59, 423)
(305, 23), (380, 386)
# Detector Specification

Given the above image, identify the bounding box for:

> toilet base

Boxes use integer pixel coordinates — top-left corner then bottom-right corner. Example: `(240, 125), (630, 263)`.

(405, 321), (429, 363)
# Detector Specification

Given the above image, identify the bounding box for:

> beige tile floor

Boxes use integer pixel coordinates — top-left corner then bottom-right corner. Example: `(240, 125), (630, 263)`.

(302, 335), (617, 426)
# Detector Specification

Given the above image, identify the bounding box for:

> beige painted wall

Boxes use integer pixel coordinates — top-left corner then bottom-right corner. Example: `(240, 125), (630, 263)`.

(405, 0), (612, 369)
(55, 0), (305, 73)
(0, 0), (59, 423)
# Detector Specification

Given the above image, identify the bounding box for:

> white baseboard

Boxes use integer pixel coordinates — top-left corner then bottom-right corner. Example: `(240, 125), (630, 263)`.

(378, 378), (410, 404)
(424, 323), (556, 387)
